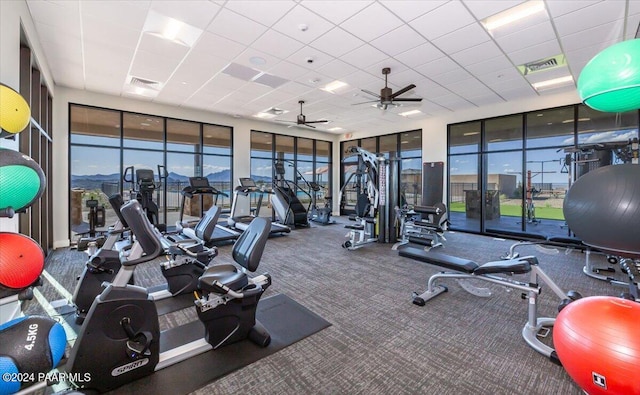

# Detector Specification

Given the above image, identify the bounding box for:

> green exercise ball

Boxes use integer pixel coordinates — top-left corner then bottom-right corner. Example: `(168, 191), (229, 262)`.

(0, 148), (46, 213)
(578, 39), (640, 113)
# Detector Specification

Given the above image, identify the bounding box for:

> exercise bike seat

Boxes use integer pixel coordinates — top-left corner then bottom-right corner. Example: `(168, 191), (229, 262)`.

(199, 264), (248, 293)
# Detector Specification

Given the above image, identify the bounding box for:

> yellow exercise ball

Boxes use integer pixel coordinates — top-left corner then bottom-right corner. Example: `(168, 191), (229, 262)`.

(0, 83), (31, 134)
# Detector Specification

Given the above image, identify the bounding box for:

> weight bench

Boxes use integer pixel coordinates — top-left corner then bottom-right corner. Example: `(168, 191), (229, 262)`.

(399, 246), (579, 363)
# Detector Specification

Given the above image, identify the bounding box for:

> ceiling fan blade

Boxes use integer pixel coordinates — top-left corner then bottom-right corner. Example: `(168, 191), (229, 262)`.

(391, 84), (416, 98)
(352, 100), (379, 105)
(301, 123), (317, 129)
(393, 98), (423, 102)
(275, 119), (297, 123)
(303, 120), (329, 124)
(361, 89), (381, 98)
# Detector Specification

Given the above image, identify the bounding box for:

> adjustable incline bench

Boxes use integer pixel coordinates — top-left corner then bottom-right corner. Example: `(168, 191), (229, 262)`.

(399, 246), (581, 363)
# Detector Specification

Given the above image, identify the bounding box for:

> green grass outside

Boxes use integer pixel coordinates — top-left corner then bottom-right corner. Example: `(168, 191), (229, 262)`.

(449, 202), (565, 220)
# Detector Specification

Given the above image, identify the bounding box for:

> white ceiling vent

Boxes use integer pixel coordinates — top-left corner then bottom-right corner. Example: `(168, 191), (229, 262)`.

(518, 55), (567, 76)
(253, 73), (289, 88)
(221, 63), (262, 81)
(128, 76), (162, 90)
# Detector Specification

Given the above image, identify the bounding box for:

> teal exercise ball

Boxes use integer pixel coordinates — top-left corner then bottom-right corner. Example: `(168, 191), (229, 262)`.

(578, 39), (640, 113)
(0, 148), (46, 213)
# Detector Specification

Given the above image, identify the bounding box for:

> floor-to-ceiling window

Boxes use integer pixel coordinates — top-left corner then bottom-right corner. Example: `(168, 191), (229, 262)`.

(17, 41), (54, 252)
(340, 129), (422, 215)
(69, 104), (232, 240)
(447, 104), (639, 239)
(250, 130), (333, 217)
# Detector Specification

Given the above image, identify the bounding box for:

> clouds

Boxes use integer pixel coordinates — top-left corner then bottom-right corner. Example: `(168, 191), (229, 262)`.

(577, 130), (638, 144)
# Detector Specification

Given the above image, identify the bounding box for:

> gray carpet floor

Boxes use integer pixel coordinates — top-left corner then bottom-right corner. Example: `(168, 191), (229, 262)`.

(25, 218), (626, 394)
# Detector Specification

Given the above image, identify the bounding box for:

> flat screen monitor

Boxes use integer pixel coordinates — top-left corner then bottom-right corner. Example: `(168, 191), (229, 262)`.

(189, 176), (210, 188)
(239, 178), (256, 188)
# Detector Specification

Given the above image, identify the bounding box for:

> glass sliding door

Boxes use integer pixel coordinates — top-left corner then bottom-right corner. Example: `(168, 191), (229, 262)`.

(448, 122), (481, 232)
(400, 131), (422, 206)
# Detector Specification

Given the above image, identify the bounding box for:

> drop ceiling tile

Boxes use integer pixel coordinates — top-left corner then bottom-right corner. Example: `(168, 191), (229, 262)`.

(190, 32), (247, 61)
(235, 49), (282, 69)
(490, 77), (534, 94)
(294, 71), (332, 88)
(379, 0), (447, 23)
(370, 25), (425, 56)
(253, 73), (289, 89)
(27, 1), (80, 26)
(224, 0), (296, 27)
(277, 81), (315, 95)
(310, 27), (365, 57)
(450, 41), (503, 67)
(49, 61), (85, 89)
(342, 71), (383, 90)
(130, 50), (185, 83)
(495, 20), (556, 54)
(84, 44), (133, 73)
(267, 61), (310, 80)
(414, 57), (459, 78)
(39, 36), (83, 65)
(626, 14), (640, 40)
(207, 8), (268, 45)
(81, 0), (148, 30)
(250, 30), (305, 60)
(394, 42), (445, 68)
(85, 77), (123, 96)
(545, 0), (602, 18)
(316, 59), (358, 80)
(554, 1), (626, 37)
(340, 44), (388, 68)
(300, 0), (372, 24)
(462, 0), (525, 20)
(630, 1), (640, 15)
(565, 39), (618, 74)
(560, 20), (624, 53)
(467, 92), (505, 107)
(485, 9), (550, 39)
(364, 59), (409, 85)
(138, 33), (191, 59)
(476, 66), (523, 86)
(432, 23), (491, 55)
(447, 78), (492, 97)
(382, 70), (426, 88)
(409, 1), (475, 40)
(507, 39), (562, 66)
(169, 54), (228, 86)
(30, 12), (82, 41)
(411, 79), (451, 99)
(82, 15), (140, 50)
(272, 5), (335, 43)
(287, 46), (335, 70)
(341, 2), (404, 42)
(430, 68), (473, 86)
(464, 55), (514, 75)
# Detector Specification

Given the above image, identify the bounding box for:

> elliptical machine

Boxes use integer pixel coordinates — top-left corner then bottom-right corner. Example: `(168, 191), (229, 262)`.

(123, 165), (167, 232)
(65, 200), (272, 393)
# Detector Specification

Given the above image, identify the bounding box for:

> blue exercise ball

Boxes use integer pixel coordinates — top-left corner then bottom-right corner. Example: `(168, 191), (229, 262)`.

(563, 163), (640, 256)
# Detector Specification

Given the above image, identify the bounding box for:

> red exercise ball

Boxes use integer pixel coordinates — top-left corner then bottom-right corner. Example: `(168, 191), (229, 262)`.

(554, 296), (640, 394)
(0, 232), (44, 289)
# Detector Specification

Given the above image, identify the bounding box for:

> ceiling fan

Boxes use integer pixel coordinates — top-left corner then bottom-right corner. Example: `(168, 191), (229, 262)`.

(355, 67), (423, 110)
(276, 100), (329, 129)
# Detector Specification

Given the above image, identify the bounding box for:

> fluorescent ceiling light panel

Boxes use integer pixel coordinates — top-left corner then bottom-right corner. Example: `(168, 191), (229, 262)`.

(398, 109), (422, 117)
(328, 127), (343, 132)
(254, 112), (278, 119)
(482, 1), (545, 31)
(143, 10), (203, 47)
(321, 80), (348, 93)
(531, 75), (574, 90)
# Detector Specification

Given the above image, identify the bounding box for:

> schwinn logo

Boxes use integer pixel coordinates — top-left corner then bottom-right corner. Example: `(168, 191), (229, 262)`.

(111, 358), (149, 376)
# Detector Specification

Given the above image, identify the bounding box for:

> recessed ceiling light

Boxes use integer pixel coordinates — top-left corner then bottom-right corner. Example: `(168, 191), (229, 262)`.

(531, 75), (574, 90)
(398, 109), (422, 117)
(253, 112), (278, 119)
(321, 80), (348, 93)
(482, 1), (545, 31)
(143, 10), (203, 47)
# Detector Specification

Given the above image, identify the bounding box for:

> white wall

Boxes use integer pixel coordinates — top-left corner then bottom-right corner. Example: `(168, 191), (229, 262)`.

(0, 0), (54, 232)
(52, 88), (339, 247)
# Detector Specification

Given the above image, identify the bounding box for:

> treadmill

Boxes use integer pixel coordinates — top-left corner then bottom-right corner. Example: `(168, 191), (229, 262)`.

(168, 176), (240, 246)
(228, 177), (291, 236)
